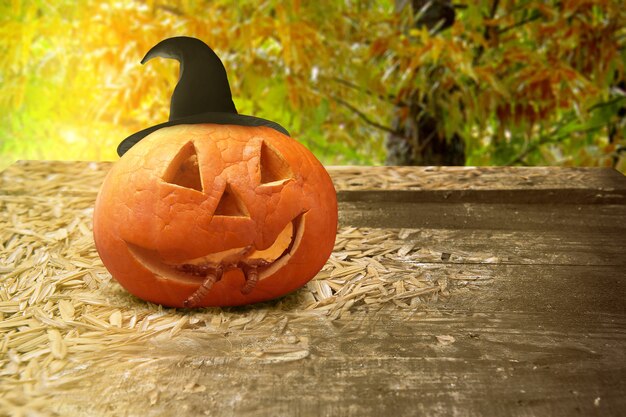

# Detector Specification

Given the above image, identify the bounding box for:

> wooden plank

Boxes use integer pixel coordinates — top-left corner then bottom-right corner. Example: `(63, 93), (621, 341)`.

(339, 187), (626, 204)
(329, 165), (626, 192)
(439, 264), (626, 313)
(1, 161), (625, 417)
(52, 341), (626, 417)
(339, 201), (626, 232)
(355, 228), (626, 267)
(37, 260), (626, 416)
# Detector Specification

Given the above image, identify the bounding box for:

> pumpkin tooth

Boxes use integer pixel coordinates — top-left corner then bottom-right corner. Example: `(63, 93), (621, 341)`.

(183, 265), (223, 308)
(244, 221), (293, 263)
(240, 266), (259, 295)
(224, 245), (253, 264)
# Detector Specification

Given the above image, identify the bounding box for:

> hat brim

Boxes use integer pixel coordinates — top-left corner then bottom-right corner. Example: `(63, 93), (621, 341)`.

(117, 112), (290, 156)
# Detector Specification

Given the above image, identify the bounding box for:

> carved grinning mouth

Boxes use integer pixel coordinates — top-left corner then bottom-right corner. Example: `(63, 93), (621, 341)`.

(126, 212), (306, 306)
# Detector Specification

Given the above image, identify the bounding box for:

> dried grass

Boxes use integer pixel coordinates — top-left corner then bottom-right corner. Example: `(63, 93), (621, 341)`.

(0, 161), (495, 415)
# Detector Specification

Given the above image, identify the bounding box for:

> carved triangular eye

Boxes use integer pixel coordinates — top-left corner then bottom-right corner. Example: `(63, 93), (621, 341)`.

(162, 142), (203, 192)
(214, 185), (249, 217)
(260, 141), (293, 185)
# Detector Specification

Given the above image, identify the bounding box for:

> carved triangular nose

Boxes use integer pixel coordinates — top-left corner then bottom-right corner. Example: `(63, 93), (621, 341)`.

(214, 184), (249, 217)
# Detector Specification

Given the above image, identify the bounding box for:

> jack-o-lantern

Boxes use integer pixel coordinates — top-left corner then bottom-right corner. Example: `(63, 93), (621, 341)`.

(93, 37), (337, 308)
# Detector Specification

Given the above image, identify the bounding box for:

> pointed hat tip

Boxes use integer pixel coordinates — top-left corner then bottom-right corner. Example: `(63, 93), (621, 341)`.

(117, 36), (290, 156)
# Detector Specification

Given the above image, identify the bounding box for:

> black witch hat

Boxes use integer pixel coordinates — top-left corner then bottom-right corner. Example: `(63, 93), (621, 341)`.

(117, 36), (289, 156)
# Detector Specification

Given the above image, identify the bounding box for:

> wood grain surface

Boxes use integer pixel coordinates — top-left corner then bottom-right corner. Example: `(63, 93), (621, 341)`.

(1, 161), (625, 417)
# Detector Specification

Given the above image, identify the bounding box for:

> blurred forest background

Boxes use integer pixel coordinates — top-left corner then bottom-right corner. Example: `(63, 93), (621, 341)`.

(1, 0), (625, 172)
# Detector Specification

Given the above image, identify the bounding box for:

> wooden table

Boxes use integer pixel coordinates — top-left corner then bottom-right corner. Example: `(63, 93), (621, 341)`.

(1, 161), (625, 416)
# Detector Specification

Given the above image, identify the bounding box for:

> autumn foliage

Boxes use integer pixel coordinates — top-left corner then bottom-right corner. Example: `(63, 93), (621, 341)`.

(1, 0), (624, 171)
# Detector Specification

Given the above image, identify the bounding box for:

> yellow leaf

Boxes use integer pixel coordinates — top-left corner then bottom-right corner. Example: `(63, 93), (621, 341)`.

(431, 39), (443, 62)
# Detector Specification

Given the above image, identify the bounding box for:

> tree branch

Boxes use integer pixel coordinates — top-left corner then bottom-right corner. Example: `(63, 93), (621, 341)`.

(497, 12), (542, 35)
(329, 94), (400, 136)
(488, 0), (500, 22)
(415, 128), (438, 153)
(472, 0), (500, 65)
(507, 123), (609, 165)
(324, 76), (412, 107)
(589, 96), (626, 112)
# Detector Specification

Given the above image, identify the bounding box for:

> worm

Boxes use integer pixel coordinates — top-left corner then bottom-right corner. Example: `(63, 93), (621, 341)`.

(182, 265), (223, 308)
(240, 266), (259, 295)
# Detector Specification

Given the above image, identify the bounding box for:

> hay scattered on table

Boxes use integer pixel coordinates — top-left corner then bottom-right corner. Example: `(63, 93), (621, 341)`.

(0, 161), (495, 414)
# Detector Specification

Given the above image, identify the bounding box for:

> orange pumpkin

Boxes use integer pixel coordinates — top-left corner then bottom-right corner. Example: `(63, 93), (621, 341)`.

(93, 37), (337, 308)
